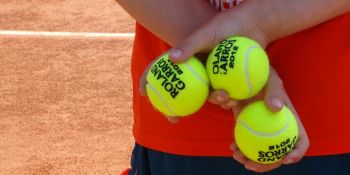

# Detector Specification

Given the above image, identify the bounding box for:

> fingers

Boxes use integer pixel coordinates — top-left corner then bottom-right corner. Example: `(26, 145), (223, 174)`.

(266, 75), (310, 165)
(230, 143), (239, 152)
(231, 145), (249, 165)
(139, 59), (158, 96)
(140, 59), (182, 123)
(230, 67), (308, 172)
(231, 143), (248, 164)
(208, 90), (238, 110)
(167, 117), (180, 124)
(276, 82), (310, 164)
(282, 130), (310, 164)
(264, 67), (284, 112)
(208, 89), (230, 104)
(233, 151), (249, 165)
(244, 160), (282, 173)
(139, 71), (148, 96)
(168, 15), (230, 63)
(168, 28), (216, 63)
(231, 143), (282, 173)
(221, 100), (237, 110)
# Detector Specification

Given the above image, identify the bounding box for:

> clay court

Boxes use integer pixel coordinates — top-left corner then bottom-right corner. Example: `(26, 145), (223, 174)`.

(1, 1), (134, 174)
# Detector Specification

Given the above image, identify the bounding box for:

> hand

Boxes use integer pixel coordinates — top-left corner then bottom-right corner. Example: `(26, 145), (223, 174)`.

(168, 5), (270, 63)
(140, 3), (269, 123)
(165, 4), (269, 110)
(229, 67), (310, 173)
(165, 6), (270, 116)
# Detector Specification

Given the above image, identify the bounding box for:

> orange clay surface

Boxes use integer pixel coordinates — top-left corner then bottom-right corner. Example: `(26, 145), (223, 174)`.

(1, 1), (135, 174)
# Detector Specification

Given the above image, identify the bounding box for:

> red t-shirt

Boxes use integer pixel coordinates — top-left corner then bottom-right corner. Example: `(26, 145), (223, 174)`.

(131, 12), (350, 157)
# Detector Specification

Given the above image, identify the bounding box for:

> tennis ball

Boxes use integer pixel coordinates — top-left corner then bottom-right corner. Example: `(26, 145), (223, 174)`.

(234, 101), (299, 164)
(206, 36), (269, 100)
(146, 53), (209, 117)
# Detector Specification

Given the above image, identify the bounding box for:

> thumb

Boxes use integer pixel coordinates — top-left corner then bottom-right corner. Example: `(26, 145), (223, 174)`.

(264, 67), (284, 112)
(168, 17), (229, 63)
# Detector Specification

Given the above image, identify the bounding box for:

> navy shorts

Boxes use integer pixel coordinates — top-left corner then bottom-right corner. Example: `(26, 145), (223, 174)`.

(128, 143), (350, 175)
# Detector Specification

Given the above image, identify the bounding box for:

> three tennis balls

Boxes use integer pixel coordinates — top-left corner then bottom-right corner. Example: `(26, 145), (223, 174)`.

(146, 36), (299, 164)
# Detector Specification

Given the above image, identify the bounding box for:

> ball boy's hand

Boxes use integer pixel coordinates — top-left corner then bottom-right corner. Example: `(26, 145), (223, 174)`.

(168, 6), (269, 64)
(230, 67), (310, 173)
(166, 7), (269, 112)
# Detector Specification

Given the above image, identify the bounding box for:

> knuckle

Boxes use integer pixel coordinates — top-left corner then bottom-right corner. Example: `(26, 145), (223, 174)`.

(221, 104), (231, 110)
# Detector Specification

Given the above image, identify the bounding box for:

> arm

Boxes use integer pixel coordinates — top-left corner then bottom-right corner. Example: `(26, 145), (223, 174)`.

(249, 0), (350, 44)
(168, 0), (350, 61)
(115, 0), (217, 46)
(163, 0), (349, 172)
(167, 0), (350, 123)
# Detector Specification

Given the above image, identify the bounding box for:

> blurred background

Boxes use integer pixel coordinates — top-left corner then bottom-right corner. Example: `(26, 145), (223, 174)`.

(0, 0), (135, 174)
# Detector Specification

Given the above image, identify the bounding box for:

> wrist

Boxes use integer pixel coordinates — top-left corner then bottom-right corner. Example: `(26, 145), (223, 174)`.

(225, 1), (272, 49)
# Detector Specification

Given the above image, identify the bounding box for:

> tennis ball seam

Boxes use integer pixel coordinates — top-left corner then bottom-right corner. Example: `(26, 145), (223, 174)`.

(244, 45), (258, 98)
(147, 82), (178, 117)
(184, 63), (209, 86)
(237, 113), (290, 137)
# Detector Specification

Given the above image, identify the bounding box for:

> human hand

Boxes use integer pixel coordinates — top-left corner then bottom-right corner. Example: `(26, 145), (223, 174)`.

(164, 5), (270, 111)
(168, 4), (270, 63)
(140, 1), (273, 122)
(164, 5), (270, 112)
(229, 67), (310, 173)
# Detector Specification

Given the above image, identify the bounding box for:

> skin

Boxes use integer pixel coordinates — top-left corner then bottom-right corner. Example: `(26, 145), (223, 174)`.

(116, 0), (350, 173)
(228, 67), (310, 173)
(116, 0), (217, 46)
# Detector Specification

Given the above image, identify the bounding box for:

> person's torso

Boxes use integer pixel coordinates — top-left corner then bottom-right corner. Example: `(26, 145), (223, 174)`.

(130, 2), (350, 156)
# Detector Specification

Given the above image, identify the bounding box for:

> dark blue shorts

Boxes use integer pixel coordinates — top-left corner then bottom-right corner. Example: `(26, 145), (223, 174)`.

(128, 143), (350, 175)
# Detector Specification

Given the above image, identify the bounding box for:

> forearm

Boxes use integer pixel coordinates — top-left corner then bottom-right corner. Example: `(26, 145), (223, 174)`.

(240, 0), (350, 43)
(116, 0), (217, 46)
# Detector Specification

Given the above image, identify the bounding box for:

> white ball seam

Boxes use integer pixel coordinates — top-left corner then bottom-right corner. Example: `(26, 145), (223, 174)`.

(237, 112), (290, 137)
(244, 45), (259, 97)
(147, 83), (177, 117)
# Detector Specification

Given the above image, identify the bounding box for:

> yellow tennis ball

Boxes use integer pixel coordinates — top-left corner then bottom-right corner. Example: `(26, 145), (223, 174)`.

(234, 101), (299, 164)
(206, 36), (269, 100)
(146, 53), (209, 117)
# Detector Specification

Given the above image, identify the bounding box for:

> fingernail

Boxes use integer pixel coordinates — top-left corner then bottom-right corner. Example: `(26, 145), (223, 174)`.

(169, 49), (183, 59)
(271, 98), (282, 108)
